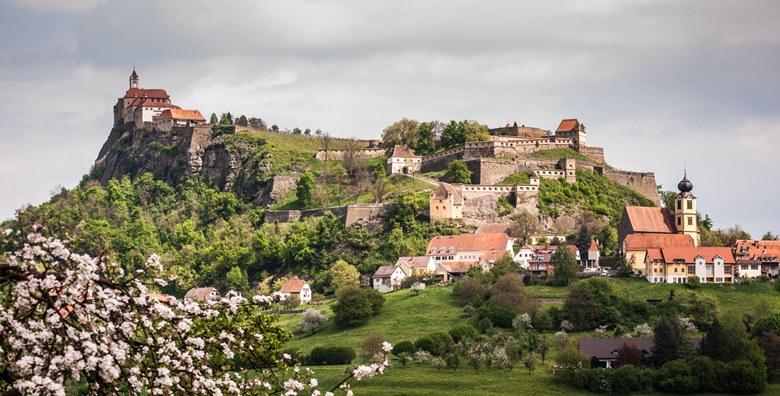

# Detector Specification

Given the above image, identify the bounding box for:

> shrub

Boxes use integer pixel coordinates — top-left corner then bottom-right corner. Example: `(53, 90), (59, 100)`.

(306, 346), (356, 365)
(454, 279), (487, 307)
(332, 286), (384, 327)
(610, 365), (653, 394)
(720, 360), (767, 394)
(427, 332), (454, 356)
(476, 317), (493, 333)
(415, 336), (435, 354)
(449, 325), (477, 344)
(296, 309), (327, 335)
(392, 340), (416, 356)
(532, 310), (554, 330)
(655, 360), (700, 394)
(478, 298), (516, 328)
(490, 273), (528, 310)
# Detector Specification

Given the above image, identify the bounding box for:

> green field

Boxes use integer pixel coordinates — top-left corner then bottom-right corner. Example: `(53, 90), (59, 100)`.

(278, 278), (780, 395)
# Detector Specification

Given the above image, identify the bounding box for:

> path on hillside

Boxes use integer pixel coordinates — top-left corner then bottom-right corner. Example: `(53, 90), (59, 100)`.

(407, 173), (440, 187)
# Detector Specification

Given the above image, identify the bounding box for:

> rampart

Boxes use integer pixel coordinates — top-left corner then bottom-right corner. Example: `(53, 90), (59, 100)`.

(264, 203), (392, 225)
(602, 167), (660, 206)
(579, 146), (605, 163)
(315, 148), (385, 160)
(420, 146), (465, 172)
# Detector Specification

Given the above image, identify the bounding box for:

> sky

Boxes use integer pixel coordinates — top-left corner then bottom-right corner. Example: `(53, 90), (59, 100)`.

(0, 0), (778, 236)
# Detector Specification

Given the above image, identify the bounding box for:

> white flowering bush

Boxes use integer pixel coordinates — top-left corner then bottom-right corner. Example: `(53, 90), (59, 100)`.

(633, 323), (654, 338)
(512, 313), (533, 331)
(679, 317), (697, 333)
(0, 229), (390, 395)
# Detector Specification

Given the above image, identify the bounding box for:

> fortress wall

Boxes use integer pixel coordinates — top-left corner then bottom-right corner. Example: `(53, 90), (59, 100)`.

(264, 206), (348, 223)
(465, 159), (521, 185)
(315, 149), (385, 160)
(345, 203), (390, 226)
(421, 147), (464, 172)
(603, 168), (660, 206)
(579, 146), (605, 163)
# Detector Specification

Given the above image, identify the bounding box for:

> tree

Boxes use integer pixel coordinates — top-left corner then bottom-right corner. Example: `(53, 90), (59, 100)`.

(441, 160), (472, 184)
(615, 343), (643, 368)
(219, 113), (232, 125)
(538, 338), (550, 363)
(209, 113), (219, 125)
(332, 286), (384, 328)
(362, 333), (387, 362)
(509, 210), (539, 244)
(440, 120), (489, 149)
(292, 127), (302, 134)
(236, 115), (248, 127)
(551, 245), (578, 286)
(0, 230), (391, 395)
(297, 309), (327, 335)
(454, 278), (487, 306)
(523, 354), (537, 374)
(763, 232), (780, 241)
(758, 332), (780, 381)
(652, 315), (686, 366)
(490, 273), (527, 310)
(296, 171), (316, 208)
(225, 265), (249, 292)
(283, 294), (301, 308)
(248, 117), (266, 130)
(660, 190), (677, 211)
(701, 314), (756, 363)
(329, 259), (360, 293)
(381, 118), (420, 149)
(415, 122), (435, 154)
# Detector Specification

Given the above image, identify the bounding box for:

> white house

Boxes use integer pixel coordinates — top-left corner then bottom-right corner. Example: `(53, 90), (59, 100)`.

(276, 279), (312, 304)
(395, 256), (437, 275)
(372, 265), (409, 293)
(426, 233), (514, 271)
(387, 145), (422, 175)
(736, 261), (763, 279)
(184, 287), (220, 302)
(584, 240), (600, 272)
(153, 108), (206, 131)
(645, 247), (735, 284)
(513, 245), (536, 269)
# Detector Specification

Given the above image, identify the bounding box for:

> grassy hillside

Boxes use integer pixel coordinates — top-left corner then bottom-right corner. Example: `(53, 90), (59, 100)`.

(278, 278), (780, 395)
(529, 148), (591, 162)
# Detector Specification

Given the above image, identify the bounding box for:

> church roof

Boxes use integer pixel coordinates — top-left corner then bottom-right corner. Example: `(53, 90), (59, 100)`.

(130, 69), (139, 79)
(623, 206), (675, 234)
(124, 88), (170, 100)
(140, 100), (179, 109)
(555, 118), (580, 133)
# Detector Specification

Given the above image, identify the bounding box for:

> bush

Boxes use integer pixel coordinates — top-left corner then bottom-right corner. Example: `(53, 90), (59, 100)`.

(490, 273), (528, 310)
(532, 310), (554, 331)
(392, 340), (416, 356)
(306, 346), (356, 365)
(428, 332), (454, 356)
(415, 336), (435, 355)
(296, 309), (327, 335)
(478, 298), (516, 328)
(476, 317), (493, 333)
(332, 286), (384, 327)
(449, 325), (477, 344)
(454, 279), (487, 307)
(655, 360), (700, 394)
(361, 333), (386, 361)
(720, 360), (767, 394)
(610, 365), (653, 394)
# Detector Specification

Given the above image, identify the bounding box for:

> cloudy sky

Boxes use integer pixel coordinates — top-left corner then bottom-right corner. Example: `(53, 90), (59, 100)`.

(1, 0), (778, 236)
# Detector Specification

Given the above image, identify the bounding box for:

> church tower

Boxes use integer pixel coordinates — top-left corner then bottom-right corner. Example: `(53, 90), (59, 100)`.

(674, 170), (700, 246)
(129, 69), (139, 89)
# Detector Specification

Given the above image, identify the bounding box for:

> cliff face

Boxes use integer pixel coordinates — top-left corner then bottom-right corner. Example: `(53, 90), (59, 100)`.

(92, 125), (279, 204)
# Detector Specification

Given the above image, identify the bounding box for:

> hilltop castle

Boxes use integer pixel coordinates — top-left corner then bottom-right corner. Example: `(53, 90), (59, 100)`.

(113, 69), (206, 131)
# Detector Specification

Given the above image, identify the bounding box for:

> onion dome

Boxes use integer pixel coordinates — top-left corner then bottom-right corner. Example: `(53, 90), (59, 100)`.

(677, 171), (693, 193)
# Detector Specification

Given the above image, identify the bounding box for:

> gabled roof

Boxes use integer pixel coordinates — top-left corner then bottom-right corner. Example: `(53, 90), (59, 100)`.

(141, 100), (179, 109)
(373, 265), (398, 278)
(588, 240), (599, 252)
(280, 279), (308, 293)
(623, 206), (675, 234)
(427, 233), (510, 257)
(439, 261), (477, 274)
(157, 108), (206, 121)
(624, 234), (694, 251)
(390, 144), (418, 158)
(395, 256), (433, 268)
(431, 182), (463, 203)
(475, 223), (512, 235)
(658, 247), (735, 264)
(124, 88), (170, 100)
(579, 338), (654, 359)
(184, 287), (218, 301)
(555, 118), (580, 133)
(734, 240), (780, 261)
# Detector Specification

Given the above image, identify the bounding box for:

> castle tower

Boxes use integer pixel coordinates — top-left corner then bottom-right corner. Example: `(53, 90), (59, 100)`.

(129, 69), (139, 89)
(674, 170), (700, 246)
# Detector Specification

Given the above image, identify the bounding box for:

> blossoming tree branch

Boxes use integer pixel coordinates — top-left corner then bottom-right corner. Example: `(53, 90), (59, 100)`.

(0, 227), (390, 396)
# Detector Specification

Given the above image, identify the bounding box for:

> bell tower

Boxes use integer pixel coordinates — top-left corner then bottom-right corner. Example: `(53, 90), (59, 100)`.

(674, 169), (700, 246)
(129, 69), (139, 89)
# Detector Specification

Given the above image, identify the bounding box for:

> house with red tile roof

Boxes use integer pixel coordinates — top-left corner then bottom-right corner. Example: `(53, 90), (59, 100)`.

(734, 239), (780, 278)
(645, 247), (735, 284)
(554, 118), (587, 146)
(426, 233), (513, 274)
(276, 279), (312, 303)
(387, 144), (422, 175)
(623, 234), (695, 275)
(154, 109), (207, 131)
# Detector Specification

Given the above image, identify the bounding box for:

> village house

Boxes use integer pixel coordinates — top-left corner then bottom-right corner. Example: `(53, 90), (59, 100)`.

(387, 144), (422, 175)
(645, 247), (735, 284)
(429, 182), (464, 221)
(526, 244), (581, 277)
(513, 245), (536, 269)
(372, 265), (409, 293)
(734, 239), (780, 278)
(623, 234), (695, 275)
(579, 337), (700, 368)
(584, 240), (601, 271)
(153, 109), (207, 131)
(394, 256), (437, 276)
(184, 287), (220, 302)
(276, 279), (312, 303)
(426, 233), (514, 274)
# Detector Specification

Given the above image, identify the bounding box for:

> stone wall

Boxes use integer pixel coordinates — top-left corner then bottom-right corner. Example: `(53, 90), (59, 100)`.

(258, 175), (299, 204)
(264, 206), (348, 223)
(603, 167), (660, 205)
(579, 146), (605, 163)
(420, 147), (464, 172)
(315, 148), (385, 160)
(345, 203), (390, 226)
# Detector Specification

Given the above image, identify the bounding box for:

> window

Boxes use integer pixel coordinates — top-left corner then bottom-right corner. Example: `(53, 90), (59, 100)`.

(687, 200), (692, 210)
(687, 216), (693, 225)
(751, 265), (759, 270)
(724, 266), (732, 274)
(687, 265), (695, 274)
(677, 201), (682, 210)
(677, 218), (682, 226)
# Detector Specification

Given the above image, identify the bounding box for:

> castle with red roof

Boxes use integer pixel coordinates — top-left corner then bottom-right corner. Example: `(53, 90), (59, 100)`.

(113, 69), (205, 131)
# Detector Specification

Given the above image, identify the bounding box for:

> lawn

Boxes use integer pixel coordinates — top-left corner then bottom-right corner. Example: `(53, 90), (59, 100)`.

(528, 148), (591, 162)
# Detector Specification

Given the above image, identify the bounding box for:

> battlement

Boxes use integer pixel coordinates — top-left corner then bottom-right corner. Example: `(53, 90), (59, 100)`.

(314, 148), (385, 160)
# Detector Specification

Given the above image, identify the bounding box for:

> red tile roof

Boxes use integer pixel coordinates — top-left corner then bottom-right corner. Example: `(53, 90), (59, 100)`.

(280, 279), (307, 293)
(373, 265), (397, 278)
(588, 240), (599, 252)
(623, 206), (675, 234)
(391, 144), (418, 158)
(658, 247), (735, 264)
(141, 100), (179, 109)
(395, 256), (433, 268)
(427, 233), (511, 262)
(734, 240), (780, 261)
(439, 261), (477, 273)
(555, 118), (580, 133)
(646, 248), (663, 261)
(475, 223), (513, 235)
(624, 234), (694, 251)
(158, 108), (206, 122)
(124, 88), (170, 100)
